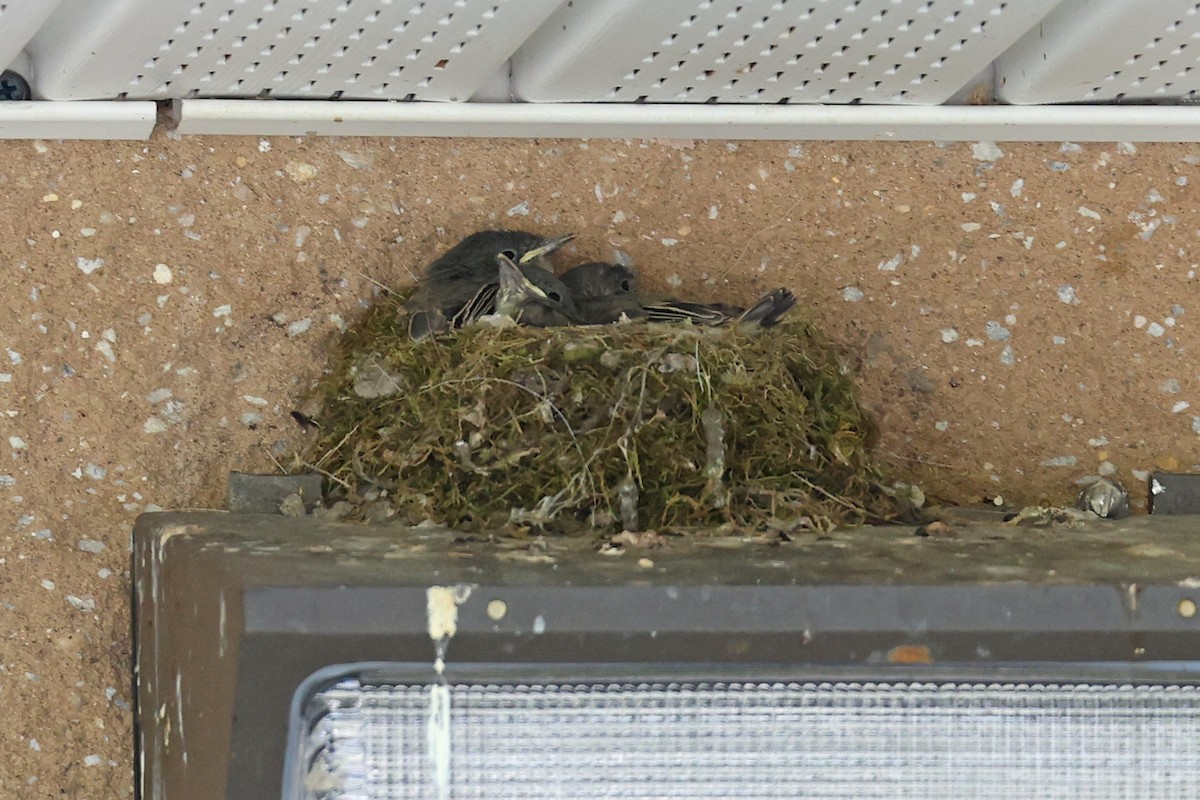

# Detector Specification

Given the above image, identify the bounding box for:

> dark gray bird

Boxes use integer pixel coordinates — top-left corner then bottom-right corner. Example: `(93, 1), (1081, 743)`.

(557, 260), (796, 332)
(405, 230), (575, 340)
(495, 254), (580, 328)
(642, 288), (797, 332)
(557, 261), (644, 324)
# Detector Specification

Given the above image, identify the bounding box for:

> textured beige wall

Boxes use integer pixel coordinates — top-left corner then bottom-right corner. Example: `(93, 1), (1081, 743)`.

(0, 133), (1194, 795)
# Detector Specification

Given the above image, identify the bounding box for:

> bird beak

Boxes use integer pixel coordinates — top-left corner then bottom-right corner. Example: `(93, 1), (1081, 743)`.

(518, 232), (576, 263)
(496, 253), (547, 300)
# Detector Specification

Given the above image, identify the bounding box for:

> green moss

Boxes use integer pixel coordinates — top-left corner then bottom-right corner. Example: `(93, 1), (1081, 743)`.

(300, 291), (904, 534)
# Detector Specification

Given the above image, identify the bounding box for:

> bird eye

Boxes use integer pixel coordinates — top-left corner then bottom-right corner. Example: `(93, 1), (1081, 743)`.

(619, 279), (633, 292)
(500, 249), (517, 260)
(548, 291), (562, 303)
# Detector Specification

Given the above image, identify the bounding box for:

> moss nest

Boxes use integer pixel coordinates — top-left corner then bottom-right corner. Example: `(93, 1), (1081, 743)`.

(299, 291), (907, 535)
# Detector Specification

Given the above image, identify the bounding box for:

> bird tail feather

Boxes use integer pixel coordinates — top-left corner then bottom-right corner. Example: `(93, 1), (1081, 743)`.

(736, 288), (796, 330)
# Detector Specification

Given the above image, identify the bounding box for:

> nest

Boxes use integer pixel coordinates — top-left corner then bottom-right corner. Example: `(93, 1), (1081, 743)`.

(300, 291), (906, 535)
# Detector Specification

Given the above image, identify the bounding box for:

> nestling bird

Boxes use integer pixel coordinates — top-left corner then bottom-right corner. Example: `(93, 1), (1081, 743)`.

(642, 287), (797, 332)
(559, 260), (795, 331)
(557, 261), (643, 324)
(405, 229), (575, 340)
(494, 254), (581, 328)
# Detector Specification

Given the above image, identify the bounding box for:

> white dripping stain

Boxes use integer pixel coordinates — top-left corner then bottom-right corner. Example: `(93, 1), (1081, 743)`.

(427, 680), (452, 800)
(427, 585), (472, 672)
(135, 546), (152, 800)
(139, 741), (147, 800)
(161, 703), (170, 754)
(175, 669), (187, 767)
(147, 524), (197, 788)
(1123, 583), (1140, 616)
(426, 584), (473, 800)
(218, 591), (227, 658)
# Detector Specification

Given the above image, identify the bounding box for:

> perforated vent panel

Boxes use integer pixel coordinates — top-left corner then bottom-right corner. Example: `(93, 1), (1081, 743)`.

(512, 0), (1059, 104)
(29, 0), (561, 101)
(997, 0), (1200, 103)
(24, 0), (1200, 107)
(291, 677), (1200, 799)
(0, 0), (63, 74)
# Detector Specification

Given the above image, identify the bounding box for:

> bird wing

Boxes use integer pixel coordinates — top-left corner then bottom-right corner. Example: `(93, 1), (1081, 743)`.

(736, 288), (796, 330)
(452, 282), (499, 327)
(576, 296), (646, 325)
(425, 257), (490, 283)
(641, 299), (733, 326)
(408, 308), (447, 341)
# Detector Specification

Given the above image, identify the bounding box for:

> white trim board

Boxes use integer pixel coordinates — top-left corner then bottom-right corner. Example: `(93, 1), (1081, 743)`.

(0, 101), (156, 139)
(173, 100), (1200, 142)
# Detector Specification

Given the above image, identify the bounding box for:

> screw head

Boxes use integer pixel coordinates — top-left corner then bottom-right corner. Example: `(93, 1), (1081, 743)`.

(0, 71), (31, 102)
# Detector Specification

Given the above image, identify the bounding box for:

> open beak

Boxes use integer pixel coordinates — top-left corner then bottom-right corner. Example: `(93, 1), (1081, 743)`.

(496, 253), (547, 300)
(518, 232), (576, 263)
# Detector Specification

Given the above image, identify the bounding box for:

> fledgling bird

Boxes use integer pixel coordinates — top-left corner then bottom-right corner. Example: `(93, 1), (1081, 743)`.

(734, 288), (798, 331)
(494, 254), (581, 328)
(423, 230), (572, 282)
(642, 287), (797, 332)
(559, 261), (795, 331)
(405, 230), (575, 340)
(557, 261), (644, 324)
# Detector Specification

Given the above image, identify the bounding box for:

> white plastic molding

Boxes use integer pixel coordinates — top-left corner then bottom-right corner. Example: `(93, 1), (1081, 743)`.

(0, 100), (156, 139)
(9, 0), (1200, 139)
(173, 99), (1200, 141)
(0, 0), (63, 74)
(28, 0), (562, 101)
(512, 0), (1060, 104)
(997, 0), (1200, 104)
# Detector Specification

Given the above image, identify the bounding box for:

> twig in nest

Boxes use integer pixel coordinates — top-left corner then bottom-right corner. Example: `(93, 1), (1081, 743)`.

(303, 461), (352, 491)
(617, 469), (640, 532)
(423, 375), (596, 501)
(878, 448), (954, 469)
(356, 269), (401, 296)
(313, 421), (363, 469)
(700, 405), (728, 509)
(694, 340), (713, 400)
(788, 470), (877, 521)
(263, 446), (287, 474)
